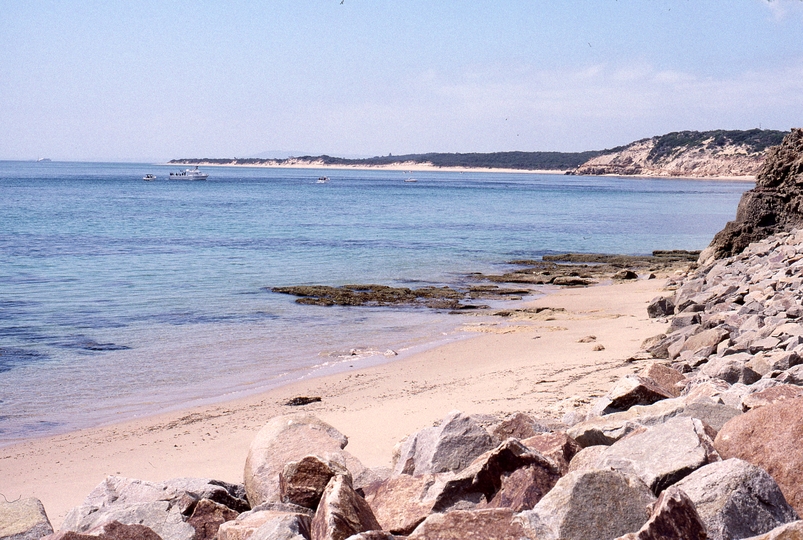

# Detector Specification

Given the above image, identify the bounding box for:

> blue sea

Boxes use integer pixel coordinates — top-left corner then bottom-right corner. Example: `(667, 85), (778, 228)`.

(0, 161), (749, 443)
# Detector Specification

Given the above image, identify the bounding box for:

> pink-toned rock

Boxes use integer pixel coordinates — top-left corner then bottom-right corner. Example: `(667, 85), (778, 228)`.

(490, 413), (545, 442)
(715, 397), (803, 516)
(366, 439), (559, 533)
(605, 375), (674, 412)
(435, 439), (560, 513)
(480, 463), (560, 512)
(244, 415), (362, 507)
(521, 432), (582, 475)
(280, 455), (351, 510)
(407, 509), (533, 540)
(680, 327), (730, 356)
(187, 499), (239, 540)
(310, 476), (381, 540)
(742, 520), (803, 539)
(638, 363), (686, 398)
(614, 486), (706, 540)
(217, 506), (312, 540)
(362, 474), (447, 535)
(567, 445), (608, 473)
(42, 522), (161, 540)
(741, 385), (803, 411)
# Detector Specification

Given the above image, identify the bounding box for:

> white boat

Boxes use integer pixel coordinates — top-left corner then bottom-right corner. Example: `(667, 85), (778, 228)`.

(404, 178), (417, 183)
(316, 176), (330, 183)
(169, 166), (208, 180)
(143, 174), (156, 181)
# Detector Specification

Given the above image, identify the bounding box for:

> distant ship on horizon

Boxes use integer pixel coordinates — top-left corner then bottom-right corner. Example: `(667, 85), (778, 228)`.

(36, 158), (52, 162)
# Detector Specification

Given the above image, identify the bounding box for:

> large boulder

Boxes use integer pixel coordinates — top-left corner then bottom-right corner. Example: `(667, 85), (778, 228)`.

(595, 416), (720, 494)
(187, 499), (239, 540)
(0, 498), (54, 540)
(310, 476), (380, 540)
(61, 476), (247, 540)
(520, 431), (582, 475)
(614, 486), (707, 540)
(435, 439), (560, 513)
(700, 128), (803, 262)
(673, 458), (798, 540)
(63, 502), (190, 540)
(637, 363), (686, 398)
(489, 413), (548, 443)
(567, 396), (741, 447)
(600, 375), (674, 414)
(518, 469), (656, 540)
(217, 505), (312, 540)
(42, 521), (162, 540)
(714, 397), (803, 516)
(280, 455), (352, 510)
(244, 415), (361, 507)
(365, 439), (559, 534)
(407, 509), (533, 540)
(392, 411), (494, 476)
(741, 384), (803, 411)
(362, 474), (449, 535)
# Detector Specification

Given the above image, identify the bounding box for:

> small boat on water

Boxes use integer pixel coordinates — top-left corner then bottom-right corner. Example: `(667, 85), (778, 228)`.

(169, 166), (208, 180)
(143, 174), (156, 181)
(316, 176), (330, 183)
(404, 178), (418, 183)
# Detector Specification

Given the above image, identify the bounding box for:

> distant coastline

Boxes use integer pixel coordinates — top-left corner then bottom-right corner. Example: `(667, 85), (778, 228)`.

(169, 128), (784, 181)
(165, 159), (757, 182)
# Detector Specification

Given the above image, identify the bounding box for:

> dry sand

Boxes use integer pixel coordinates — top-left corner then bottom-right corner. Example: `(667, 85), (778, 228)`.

(170, 160), (757, 181)
(0, 276), (675, 527)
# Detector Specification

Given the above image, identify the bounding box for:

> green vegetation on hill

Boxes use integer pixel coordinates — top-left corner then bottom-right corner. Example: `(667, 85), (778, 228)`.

(170, 150), (613, 171)
(170, 129), (788, 171)
(647, 129), (788, 162)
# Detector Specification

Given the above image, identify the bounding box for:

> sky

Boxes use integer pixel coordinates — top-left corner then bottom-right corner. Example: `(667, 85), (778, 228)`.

(1, 0), (803, 162)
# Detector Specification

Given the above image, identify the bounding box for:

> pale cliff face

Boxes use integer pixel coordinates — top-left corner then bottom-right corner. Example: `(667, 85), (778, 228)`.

(575, 137), (767, 178)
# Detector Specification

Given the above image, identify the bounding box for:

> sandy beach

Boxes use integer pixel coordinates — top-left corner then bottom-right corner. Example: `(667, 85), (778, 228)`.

(167, 160), (758, 182)
(0, 274), (678, 528)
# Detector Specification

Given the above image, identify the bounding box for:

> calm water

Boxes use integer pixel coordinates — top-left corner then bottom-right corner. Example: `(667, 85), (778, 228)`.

(0, 161), (749, 442)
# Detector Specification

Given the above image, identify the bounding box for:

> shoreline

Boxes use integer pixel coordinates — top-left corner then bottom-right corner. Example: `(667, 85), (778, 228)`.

(0, 275), (675, 528)
(164, 161), (756, 182)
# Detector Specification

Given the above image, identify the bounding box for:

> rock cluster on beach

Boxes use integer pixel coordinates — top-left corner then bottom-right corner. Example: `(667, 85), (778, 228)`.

(8, 226), (803, 539)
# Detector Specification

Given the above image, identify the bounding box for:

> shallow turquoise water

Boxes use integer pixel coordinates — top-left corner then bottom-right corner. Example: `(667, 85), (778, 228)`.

(0, 161), (748, 441)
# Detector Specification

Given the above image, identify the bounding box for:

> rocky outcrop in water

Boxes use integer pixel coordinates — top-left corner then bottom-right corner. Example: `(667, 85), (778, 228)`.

(700, 128), (803, 262)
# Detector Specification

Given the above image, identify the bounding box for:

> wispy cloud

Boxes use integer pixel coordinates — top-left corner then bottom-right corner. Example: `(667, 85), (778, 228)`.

(758, 0), (803, 21)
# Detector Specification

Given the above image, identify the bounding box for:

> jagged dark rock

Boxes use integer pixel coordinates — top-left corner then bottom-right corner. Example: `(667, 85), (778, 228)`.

(701, 128), (803, 262)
